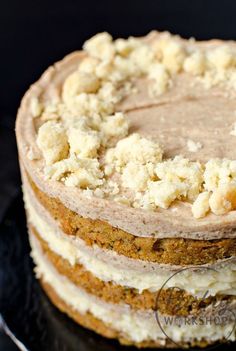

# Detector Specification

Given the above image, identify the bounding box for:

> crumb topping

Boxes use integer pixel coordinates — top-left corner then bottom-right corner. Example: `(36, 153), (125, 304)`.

(230, 122), (236, 136)
(187, 139), (203, 153)
(29, 32), (236, 219)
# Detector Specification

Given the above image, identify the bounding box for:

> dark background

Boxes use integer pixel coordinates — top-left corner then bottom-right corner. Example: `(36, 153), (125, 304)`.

(1, 0), (236, 349)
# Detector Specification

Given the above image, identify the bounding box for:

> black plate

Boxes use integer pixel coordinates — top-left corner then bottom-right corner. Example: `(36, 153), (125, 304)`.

(0, 195), (235, 351)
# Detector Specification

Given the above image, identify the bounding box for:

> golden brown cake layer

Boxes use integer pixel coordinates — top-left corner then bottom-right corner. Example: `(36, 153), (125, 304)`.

(41, 280), (227, 349)
(28, 173), (236, 266)
(32, 227), (235, 316)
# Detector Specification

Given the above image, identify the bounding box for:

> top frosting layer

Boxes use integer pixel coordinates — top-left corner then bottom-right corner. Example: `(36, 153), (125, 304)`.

(16, 31), (236, 239)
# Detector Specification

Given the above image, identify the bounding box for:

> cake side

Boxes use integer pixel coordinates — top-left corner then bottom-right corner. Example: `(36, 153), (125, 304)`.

(21, 169), (236, 347)
(24, 181), (236, 297)
(27, 172), (236, 265)
(30, 233), (236, 348)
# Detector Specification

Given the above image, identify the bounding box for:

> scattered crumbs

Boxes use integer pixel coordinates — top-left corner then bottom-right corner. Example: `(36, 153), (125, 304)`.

(187, 139), (203, 153)
(114, 196), (131, 206)
(27, 147), (38, 160)
(192, 191), (210, 218)
(230, 122), (236, 136)
(160, 116), (165, 122)
(30, 97), (42, 118)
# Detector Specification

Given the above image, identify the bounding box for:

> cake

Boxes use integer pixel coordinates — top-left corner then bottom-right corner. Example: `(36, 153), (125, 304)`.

(16, 31), (236, 348)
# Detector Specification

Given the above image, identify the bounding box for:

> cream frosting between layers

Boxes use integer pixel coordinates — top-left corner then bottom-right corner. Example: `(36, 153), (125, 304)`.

(30, 233), (236, 345)
(24, 178), (236, 297)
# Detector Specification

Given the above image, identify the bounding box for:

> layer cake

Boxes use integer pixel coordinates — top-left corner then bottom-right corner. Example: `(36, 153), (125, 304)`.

(16, 31), (236, 348)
